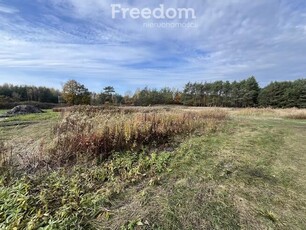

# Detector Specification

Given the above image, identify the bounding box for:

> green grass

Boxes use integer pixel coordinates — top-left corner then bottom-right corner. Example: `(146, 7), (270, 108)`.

(1, 110), (306, 229)
(0, 110), (7, 115)
(97, 116), (306, 229)
(3, 109), (59, 122)
(0, 110), (59, 128)
(0, 150), (173, 229)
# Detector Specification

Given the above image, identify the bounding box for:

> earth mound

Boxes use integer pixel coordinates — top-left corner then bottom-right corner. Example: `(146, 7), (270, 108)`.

(6, 105), (43, 115)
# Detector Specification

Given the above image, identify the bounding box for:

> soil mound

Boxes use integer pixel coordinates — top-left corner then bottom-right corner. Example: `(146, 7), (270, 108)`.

(6, 105), (43, 115)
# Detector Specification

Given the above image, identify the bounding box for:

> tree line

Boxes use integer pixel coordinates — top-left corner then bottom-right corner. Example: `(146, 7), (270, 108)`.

(0, 84), (60, 104)
(181, 77), (260, 107)
(128, 77), (305, 108)
(1, 77), (305, 108)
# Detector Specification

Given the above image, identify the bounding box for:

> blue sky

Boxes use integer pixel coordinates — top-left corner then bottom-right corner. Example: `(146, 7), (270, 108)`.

(0, 0), (305, 94)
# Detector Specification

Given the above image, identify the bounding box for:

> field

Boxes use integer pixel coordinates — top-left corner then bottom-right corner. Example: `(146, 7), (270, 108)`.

(1, 106), (306, 229)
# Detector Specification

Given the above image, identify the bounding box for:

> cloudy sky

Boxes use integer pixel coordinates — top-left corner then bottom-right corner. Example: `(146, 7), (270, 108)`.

(0, 0), (305, 93)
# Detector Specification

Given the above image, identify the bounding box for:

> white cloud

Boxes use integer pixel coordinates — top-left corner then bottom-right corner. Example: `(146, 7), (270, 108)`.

(0, 3), (18, 14)
(0, 0), (305, 92)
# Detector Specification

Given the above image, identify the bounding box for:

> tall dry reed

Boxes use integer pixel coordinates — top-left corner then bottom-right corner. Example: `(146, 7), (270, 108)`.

(48, 109), (227, 166)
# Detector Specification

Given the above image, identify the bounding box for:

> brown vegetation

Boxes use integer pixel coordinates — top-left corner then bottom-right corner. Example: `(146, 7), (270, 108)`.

(48, 108), (228, 166)
(231, 107), (306, 119)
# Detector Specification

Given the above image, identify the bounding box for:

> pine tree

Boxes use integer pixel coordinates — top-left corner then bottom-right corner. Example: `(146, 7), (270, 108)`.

(297, 79), (306, 108)
(243, 76), (260, 107)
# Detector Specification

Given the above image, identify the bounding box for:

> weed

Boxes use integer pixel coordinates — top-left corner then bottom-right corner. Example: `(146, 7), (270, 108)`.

(48, 108), (227, 166)
(0, 150), (174, 229)
(258, 209), (278, 223)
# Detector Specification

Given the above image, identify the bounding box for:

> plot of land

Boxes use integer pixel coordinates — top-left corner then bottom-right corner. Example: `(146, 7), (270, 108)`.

(0, 107), (306, 229)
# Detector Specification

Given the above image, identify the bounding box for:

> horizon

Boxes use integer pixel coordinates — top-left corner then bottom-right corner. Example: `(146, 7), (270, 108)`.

(0, 1), (306, 94)
(0, 76), (305, 95)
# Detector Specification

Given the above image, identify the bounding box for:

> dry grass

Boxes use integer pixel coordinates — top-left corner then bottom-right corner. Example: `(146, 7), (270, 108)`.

(279, 109), (306, 120)
(48, 108), (228, 166)
(230, 107), (306, 120)
(0, 110), (59, 171)
(230, 108), (277, 117)
(0, 141), (8, 168)
(52, 105), (175, 114)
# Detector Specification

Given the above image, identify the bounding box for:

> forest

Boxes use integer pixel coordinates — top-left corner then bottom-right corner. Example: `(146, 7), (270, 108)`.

(0, 77), (305, 108)
(0, 84), (60, 108)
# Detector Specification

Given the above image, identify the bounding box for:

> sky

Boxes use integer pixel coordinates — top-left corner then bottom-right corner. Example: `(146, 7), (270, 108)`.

(0, 0), (305, 94)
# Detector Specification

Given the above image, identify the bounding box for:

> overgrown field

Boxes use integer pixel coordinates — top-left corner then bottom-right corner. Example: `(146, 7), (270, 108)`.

(0, 107), (306, 229)
(49, 107), (226, 166)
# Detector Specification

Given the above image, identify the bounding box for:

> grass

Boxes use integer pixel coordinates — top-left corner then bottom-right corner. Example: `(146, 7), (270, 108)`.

(2, 109), (59, 122)
(0, 110), (60, 169)
(1, 107), (306, 229)
(0, 150), (174, 229)
(47, 108), (226, 166)
(231, 107), (306, 120)
(0, 110), (7, 115)
(283, 111), (306, 120)
(1, 107), (226, 229)
(97, 115), (306, 229)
